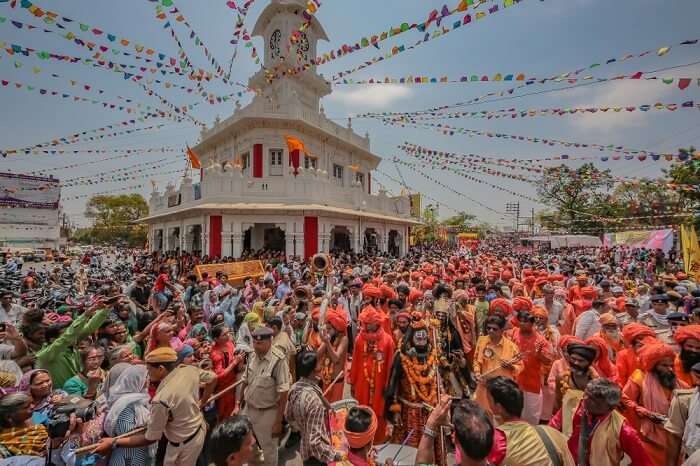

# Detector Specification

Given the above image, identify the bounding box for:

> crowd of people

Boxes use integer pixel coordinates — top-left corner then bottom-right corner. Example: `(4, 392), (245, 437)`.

(0, 242), (698, 466)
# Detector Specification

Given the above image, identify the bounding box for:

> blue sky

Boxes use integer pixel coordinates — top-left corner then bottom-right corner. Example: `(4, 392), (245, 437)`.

(0, 0), (699, 227)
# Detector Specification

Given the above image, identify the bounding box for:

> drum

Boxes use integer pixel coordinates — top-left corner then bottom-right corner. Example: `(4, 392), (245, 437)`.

(372, 444), (418, 466)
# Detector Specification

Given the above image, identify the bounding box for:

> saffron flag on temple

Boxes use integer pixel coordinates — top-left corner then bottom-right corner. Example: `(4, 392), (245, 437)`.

(187, 146), (202, 169)
(681, 224), (700, 280)
(284, 135), (306, 154)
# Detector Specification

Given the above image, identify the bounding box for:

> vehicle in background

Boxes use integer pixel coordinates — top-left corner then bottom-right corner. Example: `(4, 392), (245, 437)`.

(32, 250), (47, 262)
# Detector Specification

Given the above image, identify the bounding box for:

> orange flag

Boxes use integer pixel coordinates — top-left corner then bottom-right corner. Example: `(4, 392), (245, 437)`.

(186, 146), (201, 169)
(284, 135), (306, 154)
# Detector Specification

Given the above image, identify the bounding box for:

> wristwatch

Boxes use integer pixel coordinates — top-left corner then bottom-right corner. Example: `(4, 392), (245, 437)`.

(423, 425), (437, 438)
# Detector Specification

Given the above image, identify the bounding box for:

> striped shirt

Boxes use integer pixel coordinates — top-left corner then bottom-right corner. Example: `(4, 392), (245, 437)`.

(285, 378), (336, 463)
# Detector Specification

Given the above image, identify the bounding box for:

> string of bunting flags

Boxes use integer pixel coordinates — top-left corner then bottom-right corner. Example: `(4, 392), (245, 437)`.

(61, 157), (177, 184)
(152, 0), (230, 80)
(62, 184), (145, 201)
(331, 0), (530, 81)
(381, 99), (699, 122)
(374, 168), (476, 216)
(29, 149), (178, 174)
(0, 77), (161, 116)
(382, 120), (680, 161)
(400, 143), (547, 173)
(226, 0), (257, 75)
(544, 166), (700, 194)
(290, 0), (321, 44)
(263, 0), (526, 84)
(2, 113), (173, 156)
(396, 154), (539, 184)
(337, 72), (700, 90)
(412, 39), (700, 114)
(10, 0), (212, 79)
(0, 15), (207, 80)
(60, 167), (184, 188)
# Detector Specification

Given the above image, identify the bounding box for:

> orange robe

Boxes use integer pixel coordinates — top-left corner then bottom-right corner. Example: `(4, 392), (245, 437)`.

(349, 330), (395, 443)
(675, 355), (693, 387)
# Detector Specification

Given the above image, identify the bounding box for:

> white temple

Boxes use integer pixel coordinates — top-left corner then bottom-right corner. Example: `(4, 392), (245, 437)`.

(140, 0), (418, 259)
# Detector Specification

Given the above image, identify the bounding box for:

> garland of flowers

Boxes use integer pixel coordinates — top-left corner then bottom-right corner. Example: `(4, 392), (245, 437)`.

(320, 338), (341, 387)
(400, 348), (438, 404)
(362, 341), (379, 399)
(559, 368), (598, 396)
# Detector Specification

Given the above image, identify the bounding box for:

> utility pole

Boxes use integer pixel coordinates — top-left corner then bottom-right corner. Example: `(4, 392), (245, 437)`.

(505, 202), (520, 232)
(531, 208), (535, 235)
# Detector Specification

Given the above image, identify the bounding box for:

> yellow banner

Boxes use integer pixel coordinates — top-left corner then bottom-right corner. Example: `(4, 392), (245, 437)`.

(194, 260), (265, 286)
(409, 193), (422, 218)
(681, 224), (700, 280)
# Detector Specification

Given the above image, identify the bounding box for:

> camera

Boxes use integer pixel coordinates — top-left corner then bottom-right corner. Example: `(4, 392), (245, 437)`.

(47, 398), (97, 439)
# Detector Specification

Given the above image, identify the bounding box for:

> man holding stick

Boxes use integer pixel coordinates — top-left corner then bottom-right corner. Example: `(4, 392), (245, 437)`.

(91, 347), (217, 466)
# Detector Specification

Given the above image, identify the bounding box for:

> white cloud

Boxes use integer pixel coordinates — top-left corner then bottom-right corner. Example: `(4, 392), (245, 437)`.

(567, 80), (675, 133)
(327, 84), (414, 111)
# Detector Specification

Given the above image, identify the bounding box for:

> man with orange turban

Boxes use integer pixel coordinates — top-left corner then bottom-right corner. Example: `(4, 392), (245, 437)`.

(586, 335), (618, 380)
(489, 298), (512, 317)
(616, 323), (656, 387)
(319, 307), (349, 402)
(597, 313), (623, 363)
(622, 341), (689, 465)
(331, 406), (378, 466)
(349, 305), (395, 443)
(567, 273), (591, 302)
(304, 305), (323, 350)
(674, 324), (700, 386)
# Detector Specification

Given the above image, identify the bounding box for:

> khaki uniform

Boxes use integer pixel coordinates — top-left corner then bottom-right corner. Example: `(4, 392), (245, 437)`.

(665, 388), (699, 460)
(242, 347), (291, 466)
(145, 365), (215, 466)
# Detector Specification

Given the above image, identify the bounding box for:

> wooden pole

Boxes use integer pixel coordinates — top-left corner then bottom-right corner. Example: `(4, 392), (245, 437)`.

(322, 370), (344, 397)
(75, 427), (147, 455)
(208, 379), (244, 403)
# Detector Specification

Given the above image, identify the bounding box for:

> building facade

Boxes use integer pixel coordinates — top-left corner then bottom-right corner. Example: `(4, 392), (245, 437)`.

(140, 0), (418, 259)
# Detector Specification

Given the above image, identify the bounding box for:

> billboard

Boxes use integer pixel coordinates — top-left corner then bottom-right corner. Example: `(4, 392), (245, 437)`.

(0, 173), (60, 209)
(603, 228), (674, 253)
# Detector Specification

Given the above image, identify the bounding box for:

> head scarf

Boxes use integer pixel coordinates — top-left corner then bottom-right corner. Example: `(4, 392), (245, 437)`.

(580, 287), (596, 299)
(326, 307), (349, 333)
(559, 335), (584, 353)
(101, 363), (130, 403)
(251, 301), (265, 321)
(531, 305), (548, 320)
(359, 305), (384, 327)
(489, 298), (512, 316)
(244, 312), (261, 329)
(407, 289), (423, 304)
(104, 365), (151, 437)
(567, 344), (598, 364)
(638, 341), (676, 372)
(177, 345), (194, 364)
(586, 335), (616, 378)
(621, 323), (656, 346)
(363, 286), (381, 299)
(188, 323), (209, 340)
(512, 296), (533, 312)
(674, 324), (700, 345)
(18, 369), (54, 412)
(343, 406), (378, 449)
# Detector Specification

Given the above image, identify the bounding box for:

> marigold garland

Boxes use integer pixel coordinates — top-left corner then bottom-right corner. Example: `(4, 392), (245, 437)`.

(400, 349), (438, 404)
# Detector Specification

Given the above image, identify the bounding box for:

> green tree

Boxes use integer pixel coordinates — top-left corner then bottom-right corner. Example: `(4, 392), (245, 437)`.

(665, 146), (700, 229)
(537, 163), (615, 232)
(83, 194), (148, 246)
(413, 205), (440, 244)
(443, 211), (476, 233)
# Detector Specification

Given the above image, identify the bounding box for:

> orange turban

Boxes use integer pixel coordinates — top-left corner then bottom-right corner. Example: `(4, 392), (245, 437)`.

(638, 341), (675, 372)
(598, 313), (617, 327)
(410, 271), (422, 281)
(380, 284), (397, 300)
(524, 276), (536, 285)
(674, 324), (700, 345)
(621, 323), (656, 346)
(359, 305), (384, 326)
(549, 274), (564, 283)
(501, 270), (513, 281)
(512, 296), (533, 312)
(531, 305), (548, 320)
(343, 406), (378, 448)
(363, 285), (381, 299)
(489, 298), (512, 316)
(326, 307), (349, 333)
(559, 335), (584, 352)
(580, 287), (597, 299)
(586, 335), (609, 363)
(408, 288), (423, 304)
(535, 277), (548, 287)
(522, 269), (533, 277)
(311, 306), (321, 321)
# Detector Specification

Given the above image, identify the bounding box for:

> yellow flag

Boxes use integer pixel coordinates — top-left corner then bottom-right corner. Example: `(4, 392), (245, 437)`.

(681, 224), (700, 280)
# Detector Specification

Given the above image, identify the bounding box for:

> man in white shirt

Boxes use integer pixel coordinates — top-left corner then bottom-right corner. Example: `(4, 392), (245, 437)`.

(575, 298), (610, 340)
(534, 285), (564, 327)
(0, 291), (26, 327)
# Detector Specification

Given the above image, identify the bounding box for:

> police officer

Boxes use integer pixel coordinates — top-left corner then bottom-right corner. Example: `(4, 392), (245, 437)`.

(93, 347), (217, 466)
(235, 326), (291, 466)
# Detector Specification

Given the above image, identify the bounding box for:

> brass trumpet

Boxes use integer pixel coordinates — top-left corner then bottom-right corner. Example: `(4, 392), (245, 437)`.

(311, 253), (332, 274)
(293, 285), (312, 301)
